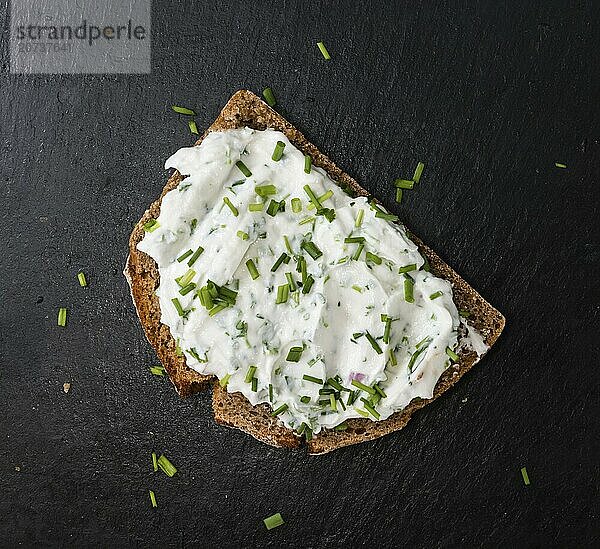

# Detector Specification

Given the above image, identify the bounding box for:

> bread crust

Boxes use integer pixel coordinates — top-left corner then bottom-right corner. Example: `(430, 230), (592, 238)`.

(126, 90), (505, 453)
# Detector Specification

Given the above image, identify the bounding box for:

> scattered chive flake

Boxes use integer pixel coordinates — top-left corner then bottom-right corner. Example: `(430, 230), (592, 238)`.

(143, 219), (159, 232)
(223, 196), (239, 216)
(150, 365), (165, 376)
(303, 374), (323, 384)
(362, 400), (381, 419)
(395, 179), (415, 189)
(374, 383), (387, 398)
(249, 202), (264, 212)
(344, 236), (365, 244)
(266, 199), (282, 216)
(365, 331), (383, 354)
(398, 263), (417, 274)
(271, 403), (288, 417)
(255, 184), (277, 196)
(157, 454), (177, 477)
(76, 272), (87, 287)
(152, 452), (158, 471)
(269, 383), (273, 402)
(301, 275), (314, 294)
(246, 259), (260, 280)
(329, 393), (337, 411)
(237, 230), (249, 240)
(283, 235), (293, 254)
(365, 251), (382, 265)
(301, 240), (322, 260)
(208, 302), (229, 317)
(177, 249), (193, 262)
(244, 365), (257, 383)
(188, 120), (199, 135)
(404, 276), (415, 303)
(334, 422), (348, 431)
(352, 284), (363, 293)
(235, 160), (252, 177)
(149, 490), (157, 508)
(430, 291), (443, 300)
(383, 317), (392, 344)
(276, 284), (289, 304)
(187, 246), (204, 267)
(307, 190), (333, 210)
(413, 162), (425, 183)
(389, 349), (398, 366)
(520, 466), (531, 485)
(304, 155), (312, 173)
(291, 198), (302, 213)
(263, 512), (284, 530)
(219, 373), (231, 387)
(459, 309), (471, 318)
(375, 211), (398, 221)
(271, 252), (290, 272)
(300, 395), (311, 404)
(355, 209), (364, 227)
(351, 379), (376, 395)
(262, 87), (276, 107)
(178, 268), (196, 287)
(354, 407), (369, 418)
(317, 41), (331, 60)
(298, 215), (315, 226)
(171, 105), (196, 116)
(555, 162), (567, 169)
(395, 188), (403, 203)
(251, 377), (258, 392)
(57, 307), (67, 327)
(286, 346), (303, 362)
(352, 244), (364, 261)
(179, 283), (196, 296)
(445, 347), (460, 362)
(285, 272), (297, 291)
(171, 297), (185, 316)
(303, 184), (322, 209)
(272, 141), (286, 161)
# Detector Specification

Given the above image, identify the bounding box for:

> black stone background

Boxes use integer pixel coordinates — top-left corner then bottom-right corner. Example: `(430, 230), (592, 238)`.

(0, 1), (598, 547)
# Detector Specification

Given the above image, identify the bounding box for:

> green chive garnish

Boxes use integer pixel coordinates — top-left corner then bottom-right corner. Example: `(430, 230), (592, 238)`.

(355, 209), (364, 227)
(300, 395), (311, 404)
(177, 249), (193, 262)
(150, 365), (165, 376)
(171, 298), (185, 316)
(352, 244), (364, 261)
(291, 198), (302, 213)
(266, 199), (282, 216)
(157, 454), (177, 477)
(374, 383), (387, 398)
(520, 466), (531, 485)
(430, 291), (443, 300)
(57, 307), (67, 327)
(223, 196), (238, 216)
(219, 373), (231, 387)
(171, 105), (196, 116)
(446, 347), (460, 362)
(178, 268), (196, 287)
(304, 155), (312, 173)
(188, 120), (199, 135)
(302, 275), (315, 294)
(365, 331), (383, 354)
(77, 272), (87, 287)
(375, 211), (398, 221)
(246, 258), (260, 280)
(244, 365), (257, 383)
(179, 283), (196, 296)
(263, 512), (284, 530)
(286, 346), (303, 362)
(298, 215), (315, 226)
(365, 251), (382, 265)
(555, 162), (567, 169)
(187, 246), (204, 267)
(334, 422), (348, 431)
(301, 240), (322, 260)
(283, 235), (293, 254)
(208, 302), (229, 317)
(303, 374), (323, 384)
(268, 383), (274, 402)
(413, 162), (425, 183)
(404, 276), (415, 303)
(152, 452), (158, 471)
(149, 490), (157, 508)
(276, 284), (289, 304)
(236, 160), (252, 177)
(317, 41), (331, 60)
(307, 190), (333, 210)
(248, 202), (264, 212)
(251, 377), (258, 391)
(351, 379), (376, 394)
(395, 188), (403, 203)
(383, 317), (392, 344)
(303, 185), (322, 209)
(271, 252), (290, 272)
(285, 272), (297, 291)
(329, 393), (337, 411)
(143, 219), (159, 232)
(352, 285), (363, 293)
(255, 184), (277, 196)
(272, 141), (286, 161)
(361, 399), (381, 419)
(395, 179), (414, 189)
(389, 349), (398, 366)
(344, 236), (365, 244)
(271, 403), (288, 417)
(237, 230), (249, 240)
(398, 263), (417, 274)
(262, 87), (276, 107)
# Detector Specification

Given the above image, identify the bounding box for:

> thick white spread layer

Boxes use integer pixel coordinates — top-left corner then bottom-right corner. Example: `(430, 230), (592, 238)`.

(138, 128), (487, 434)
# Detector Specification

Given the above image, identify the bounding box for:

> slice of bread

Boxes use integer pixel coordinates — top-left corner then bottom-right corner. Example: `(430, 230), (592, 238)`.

(126, 90), (505, 454)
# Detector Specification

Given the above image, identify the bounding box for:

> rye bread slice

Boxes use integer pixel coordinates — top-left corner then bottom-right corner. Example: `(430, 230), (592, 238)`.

(126, 89), (505, 453)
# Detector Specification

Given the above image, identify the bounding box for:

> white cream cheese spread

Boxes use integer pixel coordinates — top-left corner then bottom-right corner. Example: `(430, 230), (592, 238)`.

(138, 128), (487, 436)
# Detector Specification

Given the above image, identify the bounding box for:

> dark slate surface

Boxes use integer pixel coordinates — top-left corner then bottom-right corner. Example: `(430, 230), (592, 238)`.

(1, 1), (599, 547)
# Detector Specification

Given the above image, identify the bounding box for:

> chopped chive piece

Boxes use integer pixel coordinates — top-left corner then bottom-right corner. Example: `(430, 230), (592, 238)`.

(271, 141), (286, 161)
(301, 275), (314, 294)
(255, 184), (277, 196)
(237, 230), (249, 240)
(266, 199), (282, 216)
(248, 202), (264, 212)
(344, 236), (365, 244)
(251, 377), (258, 392)
(286, 346), (304, 362)
(413, 162), (425, 183)
(361, 399), (381, 419)
(355, 209), (364, 227)
(283, 235), (293, 254)
(347, 390), (360, 405)
(395, 188), (403, 203)
(187, 246), (204, 267)
(446, 347), (460, 362)
(285, 272), (297, 291)
(365, 251), (382, 265)
(303, 374), (323, 384)
(244, 365), (257, 383)
(171, 105), (196, 116)
(304, 155), (312, 173)
(208, 302), (229, 316)
(459, 309), (471, 318)
(77, 272), (87, 287)
(354, 407), (369, 418)
(303, 185), (322, 209)
(276, 284), (289, 304)
(178, 268), (196, 287)
(291, 197), (302, 213)
(262, 87), (276, 107)
(223, 196), (239, 216)
(351, 379), (376, 395)
(334, 422), (348, 431)
(143, 218), (160, 232)
(268, 383), (274, 402)
(398, 263), (417, 274)
(395, 179), (414, 189)
(177, 249), (193, 262)
(374, 383), (387, 398)
(329, 393), (337, 411)
(430, 291), (443, 300)
(149, 490), (157, 508)
(301, 240), (322, 260)
(171, 297), (185, 316)
(365, 331), (383, 354)
(383, 317), (392, 344)
(389, 349), (398, 366)
(300, 395), (311, 404)
(188, 119), (199, 135)
(263, 512), (284, 530)
(307, 190), (333, 210)
(352, 285), (363, 293)
(157, 454), (177, 477)
(246, 259), (260, 280)
(219, 373), (231, 387)
(555, 162), (567, 169)
(235, 160), (252, 177)
(150, 366), (165, 376)
(271, 253), (290, 272)
(327, 378), (346, 392)
(298, 215), (315, 226)
(422, 257), (431, 272)
(179, 283), (196, 296)
(520, 466), (531, 485)
(375, 211), (398, 221)
(317, 41), (331, 59)
(404, 276), (415, 303)
(271, 403), (289, 417)
(304, 424), (313, 441)
(152, 452), (158, 472)
(352, 244), (364, 261)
